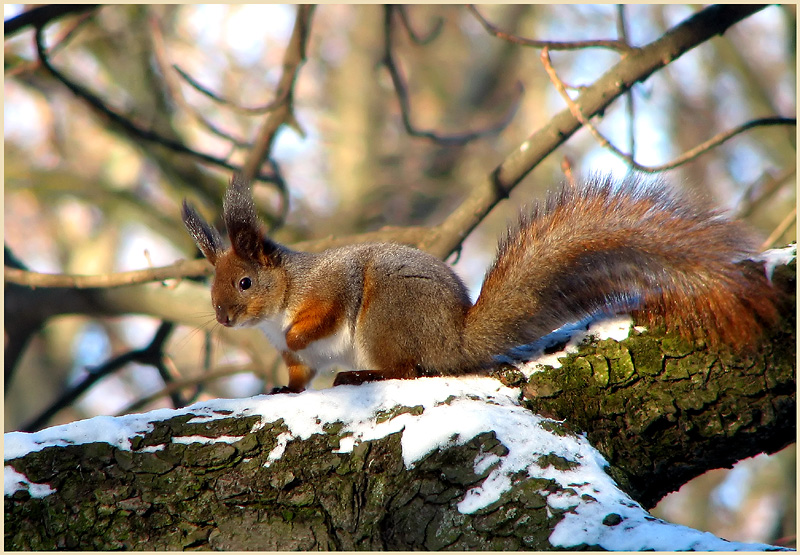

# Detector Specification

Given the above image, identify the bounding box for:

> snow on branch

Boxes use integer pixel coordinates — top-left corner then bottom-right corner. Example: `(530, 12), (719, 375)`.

(5, 377), (788, 550)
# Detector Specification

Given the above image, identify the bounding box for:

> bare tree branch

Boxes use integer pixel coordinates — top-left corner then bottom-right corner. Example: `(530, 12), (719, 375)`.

(21, 322), (176, 432)
(172, 65), (293, 115)
(419, 4), (770, 259)
(32, 25), (280, 185)
(150, 17), (251, 150)
(615, 5), (637, 158)
(3, 259), (211, 289)
(540, 46), (797, 173)
(240, 5), (315, 184)
(734, 167), (796, 219)
(468, 4), (634, 53)
(4, 4), (98, 37)
(5, 10), (94, 77)
(395, 5), (443, 46)
(114, 363), (268, 416)
(381, 6), (522, 147)
(762, 207), (798, 250)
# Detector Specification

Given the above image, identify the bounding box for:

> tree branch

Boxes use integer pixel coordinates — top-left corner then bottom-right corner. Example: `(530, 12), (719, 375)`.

(614, 5), (637, 158)
(381, 6), (521, 147)
(172, 64), (292, 115)
(395, 5), (443, 46)
(420, 4), (769, 259)
(3, 259), (211, 289)
(762, 207), (798, 250)
(32, 25), (280, 185)
(734, 167), (797, 219)
(115, 363), (269, 417)
(150, 17), (251, 150)
(542, 45), (796, 173)
(21, 322), (177, 432)
(239, 5), (314, 184)
(468, 4), (633, 52)
(4, 4), (98, 37)
(5, 324), (791, 550)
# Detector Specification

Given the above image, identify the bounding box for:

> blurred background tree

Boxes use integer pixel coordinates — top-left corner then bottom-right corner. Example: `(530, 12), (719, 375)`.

(4, 4), (795, 546)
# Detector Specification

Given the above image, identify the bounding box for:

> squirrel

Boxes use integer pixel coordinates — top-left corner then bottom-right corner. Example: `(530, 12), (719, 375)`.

(182, 173), (778, 392)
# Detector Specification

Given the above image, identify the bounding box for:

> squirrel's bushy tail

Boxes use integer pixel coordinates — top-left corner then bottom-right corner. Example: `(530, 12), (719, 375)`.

(462, 174), (777, 363)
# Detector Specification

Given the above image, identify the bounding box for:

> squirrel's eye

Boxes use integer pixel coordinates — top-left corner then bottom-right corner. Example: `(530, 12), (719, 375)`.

(239, 277), (252, 291)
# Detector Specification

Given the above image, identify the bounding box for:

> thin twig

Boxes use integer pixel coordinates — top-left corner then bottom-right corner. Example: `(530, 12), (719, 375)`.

(419, 5), (769, 259)
(154, 352), (188, 409)
(173, 65), (293, 115)
(6, 10), (94, 77)
(150, 16), (251, 149)
(468, 5), (634, 53)
(615, 5), (636, 160)
(395, 5), (443, 45)
(761, 207), (797, 251)
(33, 25), (280, 184)
(114, 364), (260, 416)
(198, 329), (214, 401)
(734, 167), (796, 219)
(541, 46), (796, 173)
(382, 6), (521, 146)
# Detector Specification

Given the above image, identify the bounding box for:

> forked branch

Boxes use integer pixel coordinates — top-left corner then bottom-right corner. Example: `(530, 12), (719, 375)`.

(540, 47), (797, 173)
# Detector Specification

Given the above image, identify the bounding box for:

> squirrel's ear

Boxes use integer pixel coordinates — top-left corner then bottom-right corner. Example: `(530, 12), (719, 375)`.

(182, 200), (223, 265)
(261, 237), (283, 266)
(223, 173), (279, 264)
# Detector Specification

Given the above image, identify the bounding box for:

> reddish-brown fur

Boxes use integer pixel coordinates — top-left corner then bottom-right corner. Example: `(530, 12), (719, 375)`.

(286, 298), (343, 352)
(282, 351), (314, 393)
(464, 177), (778, 360)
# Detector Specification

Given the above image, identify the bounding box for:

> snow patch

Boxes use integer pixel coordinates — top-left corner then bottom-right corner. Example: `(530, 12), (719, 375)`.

(473, 450), (501, 476)
(264, 431), (292, 467)
(172, 435), (244, 445)
(756, 244), (796, 282)
(4, 466), (54, 498)
(519, 314), (634, 374)
(137, 444), (165, 453)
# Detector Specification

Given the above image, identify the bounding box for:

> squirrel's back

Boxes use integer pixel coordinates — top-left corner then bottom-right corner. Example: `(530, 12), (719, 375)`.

(462, 174), (777, 364)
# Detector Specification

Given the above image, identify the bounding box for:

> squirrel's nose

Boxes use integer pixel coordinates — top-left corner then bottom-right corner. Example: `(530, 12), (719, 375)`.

(215, 307), (231, 327)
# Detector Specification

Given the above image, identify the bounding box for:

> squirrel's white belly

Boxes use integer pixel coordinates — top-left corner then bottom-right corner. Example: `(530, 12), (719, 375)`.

(256, 315), (365, 373)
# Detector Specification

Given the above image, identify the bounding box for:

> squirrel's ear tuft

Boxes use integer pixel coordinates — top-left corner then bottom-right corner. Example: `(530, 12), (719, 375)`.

(182, 200), (223, 265)
(223, 173), (275, 263)
(223, 173), (259, 235)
